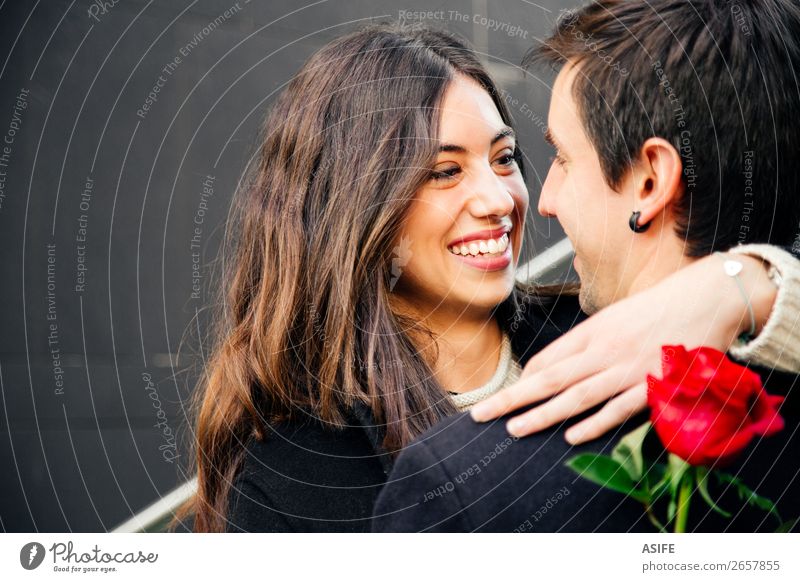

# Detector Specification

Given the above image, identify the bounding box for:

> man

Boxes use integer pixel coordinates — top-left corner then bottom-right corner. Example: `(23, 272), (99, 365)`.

(372, 0), (800, 532)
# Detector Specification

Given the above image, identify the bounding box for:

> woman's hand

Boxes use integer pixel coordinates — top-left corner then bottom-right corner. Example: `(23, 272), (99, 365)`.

(470, 252), (778, 443)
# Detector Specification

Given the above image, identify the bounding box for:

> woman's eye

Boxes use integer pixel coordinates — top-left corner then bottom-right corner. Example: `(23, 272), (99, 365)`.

(493, 148), (518, 171)
(430, 166), (461, 181)
(496, 154), (516, 167)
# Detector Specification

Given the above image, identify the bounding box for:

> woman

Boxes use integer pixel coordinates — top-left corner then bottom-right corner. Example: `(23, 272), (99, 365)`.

(173, 23), (799, 532)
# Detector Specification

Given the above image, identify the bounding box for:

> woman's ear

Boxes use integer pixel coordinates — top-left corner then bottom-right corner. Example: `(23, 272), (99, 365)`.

(634, 137), (683, 226)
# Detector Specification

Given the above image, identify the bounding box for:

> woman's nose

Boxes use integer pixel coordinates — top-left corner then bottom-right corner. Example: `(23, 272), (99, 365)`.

(467, 166), (515, 218)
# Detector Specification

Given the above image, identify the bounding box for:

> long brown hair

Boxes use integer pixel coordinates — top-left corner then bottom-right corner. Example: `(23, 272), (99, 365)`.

(176, 22), (535, 532)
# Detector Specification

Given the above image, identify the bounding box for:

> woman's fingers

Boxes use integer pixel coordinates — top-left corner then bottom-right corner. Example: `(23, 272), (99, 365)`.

(563, 383), (649, 444)
(503, 367), (632, 437)
(471, 350), (607, 422)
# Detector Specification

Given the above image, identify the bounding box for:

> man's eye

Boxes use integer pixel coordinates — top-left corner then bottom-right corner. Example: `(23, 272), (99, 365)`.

(550, 153), (567, 168)
(430, 166), (461, 181)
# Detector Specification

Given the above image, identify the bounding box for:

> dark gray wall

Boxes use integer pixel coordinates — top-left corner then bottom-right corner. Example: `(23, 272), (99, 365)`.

(0, 0), (574, 532)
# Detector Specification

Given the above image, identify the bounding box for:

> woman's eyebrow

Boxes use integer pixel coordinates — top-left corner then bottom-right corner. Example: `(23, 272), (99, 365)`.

(438, 127), (516, 153)
(491, 127), (515, 146)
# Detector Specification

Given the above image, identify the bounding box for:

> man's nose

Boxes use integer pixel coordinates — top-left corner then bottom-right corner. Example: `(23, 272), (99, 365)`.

(538, 169), (558, 218)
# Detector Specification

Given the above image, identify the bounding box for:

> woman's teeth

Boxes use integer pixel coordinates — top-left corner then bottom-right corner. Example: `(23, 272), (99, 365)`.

(448, 233), (510, 257)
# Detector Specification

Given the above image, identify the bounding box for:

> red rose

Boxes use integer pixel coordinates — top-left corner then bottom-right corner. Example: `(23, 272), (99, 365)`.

(647, 345), (784, 467)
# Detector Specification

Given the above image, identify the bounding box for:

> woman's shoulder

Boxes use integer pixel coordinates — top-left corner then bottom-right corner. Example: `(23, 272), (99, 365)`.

(227, 417), (387, 532)
(237, 417), (387, 487)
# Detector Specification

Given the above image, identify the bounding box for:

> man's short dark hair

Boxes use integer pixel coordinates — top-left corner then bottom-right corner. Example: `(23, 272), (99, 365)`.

(526, 0), (800, 256)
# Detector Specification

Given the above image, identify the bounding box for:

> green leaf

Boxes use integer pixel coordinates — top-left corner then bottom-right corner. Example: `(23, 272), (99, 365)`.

(649, 464), (671, 499)
(696, 466), (731, 518)
(612, 422), (651, 482)
(774, 517), (799, 533)
(565, 453), (649, 503)
(717, 472), (782, 523)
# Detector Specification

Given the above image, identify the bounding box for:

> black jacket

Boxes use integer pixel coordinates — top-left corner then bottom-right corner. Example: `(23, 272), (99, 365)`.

(225, 293), (587, 532)
(371, 319), (800, 532)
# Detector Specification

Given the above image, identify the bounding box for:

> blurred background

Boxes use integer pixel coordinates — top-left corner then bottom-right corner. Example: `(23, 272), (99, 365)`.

(0, 0), (576, 532)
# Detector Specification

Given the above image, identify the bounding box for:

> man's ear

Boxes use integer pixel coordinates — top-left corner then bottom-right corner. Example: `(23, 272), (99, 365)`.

(633, 137), (683, 226)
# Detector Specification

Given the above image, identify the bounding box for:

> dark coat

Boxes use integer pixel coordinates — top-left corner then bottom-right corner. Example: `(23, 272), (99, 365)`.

(371, 329), (800, 532)
(225, 293), (587, 532)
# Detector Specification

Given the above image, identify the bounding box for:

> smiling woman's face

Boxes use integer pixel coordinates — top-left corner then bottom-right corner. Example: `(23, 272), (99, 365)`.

(391, 74), (529, 318)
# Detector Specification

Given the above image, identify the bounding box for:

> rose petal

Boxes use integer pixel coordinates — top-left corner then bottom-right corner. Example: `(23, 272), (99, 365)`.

(649, 346), (784, 467)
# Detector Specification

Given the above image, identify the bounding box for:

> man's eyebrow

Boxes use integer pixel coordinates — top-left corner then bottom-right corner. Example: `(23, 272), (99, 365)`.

(438, 127), (516, 153)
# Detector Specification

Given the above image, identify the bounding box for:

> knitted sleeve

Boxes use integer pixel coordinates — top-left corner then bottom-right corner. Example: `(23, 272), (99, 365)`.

(727, 244), (800, 373)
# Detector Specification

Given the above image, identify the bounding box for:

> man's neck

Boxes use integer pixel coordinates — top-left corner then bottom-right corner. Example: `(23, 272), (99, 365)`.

(624, 240), (698, 298)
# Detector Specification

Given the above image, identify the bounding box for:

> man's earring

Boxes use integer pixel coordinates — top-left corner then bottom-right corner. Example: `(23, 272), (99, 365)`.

(629, 210), (650, 233)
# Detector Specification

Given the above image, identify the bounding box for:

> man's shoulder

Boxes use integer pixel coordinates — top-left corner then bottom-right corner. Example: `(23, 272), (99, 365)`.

(514, 288), (585, 328)
(509, 290), (587, 364)
(374, 408), (651, 532)
(409, 407), (628, 485)
(408, 411), (519, 466)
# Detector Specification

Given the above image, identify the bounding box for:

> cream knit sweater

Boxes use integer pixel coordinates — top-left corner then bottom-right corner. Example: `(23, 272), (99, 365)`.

(727, 244), (800, 373)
